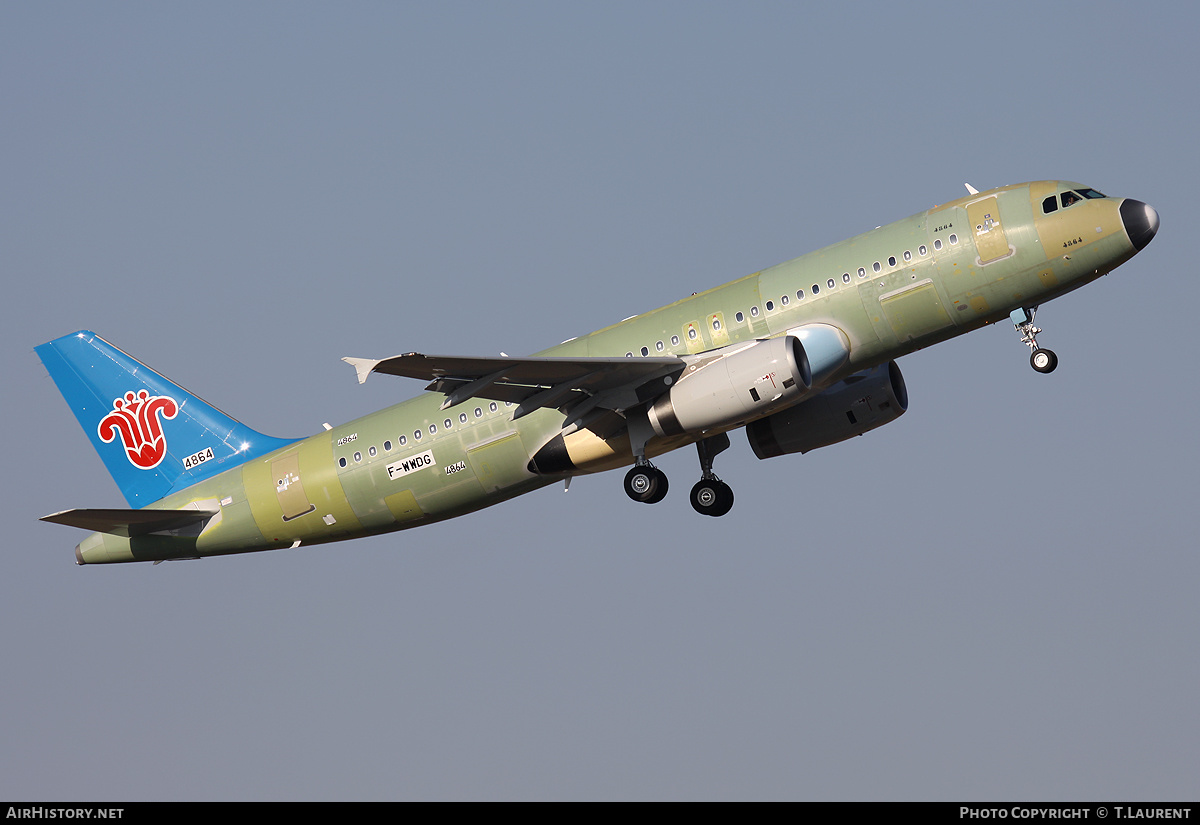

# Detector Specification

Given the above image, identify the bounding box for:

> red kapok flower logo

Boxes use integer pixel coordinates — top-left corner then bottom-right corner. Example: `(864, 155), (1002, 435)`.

(97, 390), (179, 470)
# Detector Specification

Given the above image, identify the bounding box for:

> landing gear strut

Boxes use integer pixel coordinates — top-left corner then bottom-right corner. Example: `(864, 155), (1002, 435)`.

(623, 406), (669, 504)
(689, 433), (734, 517)
(1011, 307), (1058, 374)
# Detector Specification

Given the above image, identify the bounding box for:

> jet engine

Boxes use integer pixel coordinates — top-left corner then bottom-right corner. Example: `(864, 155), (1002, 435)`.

(746, 361), (908, 458)
(647, 336), (812, 437)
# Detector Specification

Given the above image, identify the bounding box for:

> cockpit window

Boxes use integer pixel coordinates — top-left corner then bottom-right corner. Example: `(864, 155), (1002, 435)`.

(1045, 188), (1105, 214)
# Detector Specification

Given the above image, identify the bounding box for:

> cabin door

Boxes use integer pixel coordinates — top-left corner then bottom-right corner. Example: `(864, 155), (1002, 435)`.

(272, 451), (315, 521)
(967, 196), (1012, 264)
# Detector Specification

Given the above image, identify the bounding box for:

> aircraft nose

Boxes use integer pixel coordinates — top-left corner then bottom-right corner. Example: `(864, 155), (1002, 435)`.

(1120, 199), (1160, 251)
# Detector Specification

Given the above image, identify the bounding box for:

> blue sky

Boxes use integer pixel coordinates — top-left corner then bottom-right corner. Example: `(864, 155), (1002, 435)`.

(3, 2), (1197, 800)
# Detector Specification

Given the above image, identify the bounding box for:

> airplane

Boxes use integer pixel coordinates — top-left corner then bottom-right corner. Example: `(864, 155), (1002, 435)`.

(36, 180), (1159, 564)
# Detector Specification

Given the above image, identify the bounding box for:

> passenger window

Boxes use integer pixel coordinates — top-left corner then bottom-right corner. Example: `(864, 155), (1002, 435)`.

(712, 318), (722, 331)
(688, 328), (698, 340)
(903, 250), (912, 262)
(873, 261), (882, 272)
(796, 289), (805, 299)
(474, 407), (483, 418)
(384, 440), (392, 451)
(812, 284), (820, 294)
(781, 294), (789, 305)
(460, 413), (468, 423)
(354, 451), (362, 462)
(750, 306), (759, 317)
(949, 233), (958, 244)
(671, 335), (679, 345)
(399, 435), (407, 446)
(842, 273), (851, 283)
(888, 256), (897, 267)
(1042, 195), (1059, 214)
(934, 239), (943, 250)
(858, 267), (866, 278)
(919, 245), (927, 256)
(827, 278), (835, 289)
(490, 402), (498, 412)
(429, 424), (436, 434)
(640, 346), (649, 356)
(765, 300), (774, 311)
(414, 430), (422, 440)
(339, 457), (347, 468)
(656, 341), (664, 352)
(369, 445), (377, 457)
(735, 311), (744, 322)
(444, 418), (452, 429)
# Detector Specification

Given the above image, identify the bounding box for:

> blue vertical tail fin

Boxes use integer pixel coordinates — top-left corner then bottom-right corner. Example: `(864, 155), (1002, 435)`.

(36, 330), (297, 507)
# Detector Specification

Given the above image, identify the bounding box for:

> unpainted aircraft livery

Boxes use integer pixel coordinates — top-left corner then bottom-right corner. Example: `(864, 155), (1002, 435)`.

(37, 181), (1160, 563)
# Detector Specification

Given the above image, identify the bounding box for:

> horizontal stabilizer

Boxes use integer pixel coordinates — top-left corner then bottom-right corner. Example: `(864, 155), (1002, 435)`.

(40, 508), (218, 537)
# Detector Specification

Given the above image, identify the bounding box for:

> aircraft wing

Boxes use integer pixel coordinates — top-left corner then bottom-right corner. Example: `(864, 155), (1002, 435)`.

(343, 352), (684, 425)
(40, 508), (219, 537)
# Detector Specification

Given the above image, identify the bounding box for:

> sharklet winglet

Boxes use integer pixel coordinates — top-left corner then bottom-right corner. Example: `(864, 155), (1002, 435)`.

(341, 356), (380, 385)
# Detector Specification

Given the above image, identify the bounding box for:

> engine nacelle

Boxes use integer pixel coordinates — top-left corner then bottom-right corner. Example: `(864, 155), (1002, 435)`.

(786, 323), (850, 387)
(746, 361), (908, 459)
(648, 336), (812, 437)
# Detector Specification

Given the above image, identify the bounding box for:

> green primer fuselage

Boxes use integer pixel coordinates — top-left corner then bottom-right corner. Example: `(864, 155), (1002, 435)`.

(75, 181), (1144, 563)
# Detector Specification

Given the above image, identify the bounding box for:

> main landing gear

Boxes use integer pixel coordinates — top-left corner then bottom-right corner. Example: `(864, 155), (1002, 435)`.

(622, 408), (670, 505)
(621, 432), (734, 517)
(1011, 306), (1058, 374)
(689, 433), (734, 517)
(624, 463), (668, 504)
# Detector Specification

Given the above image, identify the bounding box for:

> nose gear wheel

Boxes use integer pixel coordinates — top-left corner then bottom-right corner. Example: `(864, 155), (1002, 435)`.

(1030, 348), (1058, 373)
(1012, 307), (1058, 374)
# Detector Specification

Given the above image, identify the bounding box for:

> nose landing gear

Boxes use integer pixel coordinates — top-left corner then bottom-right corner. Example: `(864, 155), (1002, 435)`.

(1012, 307), (1058, 374)
(1030, 347), (1058, 374)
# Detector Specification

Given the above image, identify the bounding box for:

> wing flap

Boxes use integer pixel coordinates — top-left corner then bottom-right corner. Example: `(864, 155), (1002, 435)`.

(425, 377), (547, 406)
